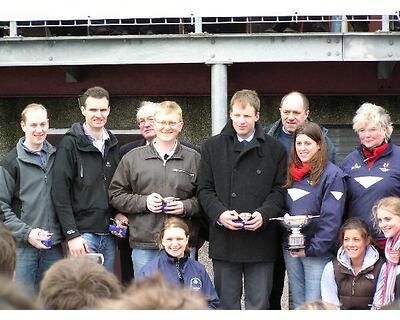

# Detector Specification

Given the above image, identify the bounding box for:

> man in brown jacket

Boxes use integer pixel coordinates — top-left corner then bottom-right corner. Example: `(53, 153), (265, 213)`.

(109, 101), (201, 277)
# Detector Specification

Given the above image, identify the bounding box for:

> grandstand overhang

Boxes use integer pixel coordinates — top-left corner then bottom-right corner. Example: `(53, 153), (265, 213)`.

(0, 33), (399, 67)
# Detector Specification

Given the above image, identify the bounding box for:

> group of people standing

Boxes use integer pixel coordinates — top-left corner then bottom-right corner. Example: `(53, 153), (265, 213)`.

(0, 86), (399, 310)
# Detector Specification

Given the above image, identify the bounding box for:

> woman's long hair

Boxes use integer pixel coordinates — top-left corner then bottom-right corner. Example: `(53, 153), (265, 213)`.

(285, 122), (328, 188)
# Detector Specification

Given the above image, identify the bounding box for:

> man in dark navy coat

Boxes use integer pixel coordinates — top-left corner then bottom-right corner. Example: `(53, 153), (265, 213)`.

(198, 89), (287, 309)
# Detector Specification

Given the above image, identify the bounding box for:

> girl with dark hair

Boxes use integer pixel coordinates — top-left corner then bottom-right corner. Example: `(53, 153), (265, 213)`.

(283, 122), (346, 308)
(137, 217), (219, 309)
(321, 218), (384, 309)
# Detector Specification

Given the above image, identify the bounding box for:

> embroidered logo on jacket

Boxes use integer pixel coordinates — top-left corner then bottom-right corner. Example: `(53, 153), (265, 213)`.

(351, 163), (361, 170)
(379, 162), (390, 172)
(190, 277), (202, 291)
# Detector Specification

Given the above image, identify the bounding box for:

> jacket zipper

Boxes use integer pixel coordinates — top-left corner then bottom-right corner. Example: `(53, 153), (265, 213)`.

(173, 168), (195, 177)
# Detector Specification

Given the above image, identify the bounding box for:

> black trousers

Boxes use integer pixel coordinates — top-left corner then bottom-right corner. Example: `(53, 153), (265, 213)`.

(117, 234), (134, 286)
(213, 259), (274, 310)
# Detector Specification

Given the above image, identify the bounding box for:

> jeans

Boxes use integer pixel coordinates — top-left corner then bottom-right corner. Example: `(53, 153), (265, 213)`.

(283, 249), (332, 309)
(15, 243), (63, 292)
(131, 249), (160, 278)
(132, 248), (197, 278)
(81, 233), (116, 273)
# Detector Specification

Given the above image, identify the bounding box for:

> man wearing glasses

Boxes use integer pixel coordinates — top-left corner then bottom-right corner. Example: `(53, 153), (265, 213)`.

(109, 101), (202, 277)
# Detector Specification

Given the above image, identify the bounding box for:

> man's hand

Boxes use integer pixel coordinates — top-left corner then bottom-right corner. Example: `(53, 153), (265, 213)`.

(111, 213), (129, 238)
(27, 228), (51, 249)
(290, 249), (305, 258)
(163, 200), (184, 215)
(244, 211), (264, 231)
(146, 193), (163, 213)
(67, 236), (89, 256)
(218, 210), (243, 230)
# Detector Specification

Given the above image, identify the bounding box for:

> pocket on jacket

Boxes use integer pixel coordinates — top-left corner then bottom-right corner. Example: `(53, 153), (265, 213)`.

(172, 168), (197, 194)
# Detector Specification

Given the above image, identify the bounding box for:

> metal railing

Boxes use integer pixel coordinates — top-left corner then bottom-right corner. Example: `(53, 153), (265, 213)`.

(1, 15), (399, 37)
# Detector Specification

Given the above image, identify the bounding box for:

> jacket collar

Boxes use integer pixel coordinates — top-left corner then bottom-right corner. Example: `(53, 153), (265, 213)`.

(16, 137), (56, 163)
(67, 122), (118, 151)
(221, 120), (266, 142)
(337, 245), (380, 274)
(145, 141), (184, 161)
(267, 118), (329, 137)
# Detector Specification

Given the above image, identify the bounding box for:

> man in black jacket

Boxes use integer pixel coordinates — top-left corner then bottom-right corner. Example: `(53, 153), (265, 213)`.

(52, 86), (120, 273)
(198, 89), (287, 309)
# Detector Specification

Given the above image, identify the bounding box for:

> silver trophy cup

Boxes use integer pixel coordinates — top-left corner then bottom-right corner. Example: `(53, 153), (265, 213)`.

(270, 213), (320, 250)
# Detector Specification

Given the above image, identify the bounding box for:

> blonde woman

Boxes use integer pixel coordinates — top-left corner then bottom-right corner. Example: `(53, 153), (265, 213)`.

(371, 197), (400, 309)
(340, 103), (400, 253)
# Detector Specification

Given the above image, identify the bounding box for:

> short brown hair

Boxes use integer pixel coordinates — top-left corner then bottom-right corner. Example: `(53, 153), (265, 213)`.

(230, 89), (260, 113)
(98, 273), (207, 310)
(21, 103), (47, 123)
(0, 274), (41, 309)
(280, 91), (310, 111)
(0, 223), (16, 277)
(39, 256), (121, 309)
(81, 86), (110, 107)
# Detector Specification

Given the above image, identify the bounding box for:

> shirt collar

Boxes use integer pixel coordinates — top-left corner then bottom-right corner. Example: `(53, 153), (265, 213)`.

(153, 139), (177, 163)
(82, 122), (110, 142)
(237, 130), (255, 143)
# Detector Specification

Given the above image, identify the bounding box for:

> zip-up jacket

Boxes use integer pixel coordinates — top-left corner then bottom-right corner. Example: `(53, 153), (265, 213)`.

(321, 245), (384, 309)
(137, 250), (220, 309)
(51, 123), (119, 241)
(109, 142), (201, 249)
(286, 162), (346, 257)
(265, 118), (336, 163)
(340, 143), (400, 241)
(0, 138), (63, 244)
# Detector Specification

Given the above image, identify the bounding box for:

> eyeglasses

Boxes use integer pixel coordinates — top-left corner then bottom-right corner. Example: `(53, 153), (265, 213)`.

(155, 120), (181, 128)
(137, 117), (154, 126)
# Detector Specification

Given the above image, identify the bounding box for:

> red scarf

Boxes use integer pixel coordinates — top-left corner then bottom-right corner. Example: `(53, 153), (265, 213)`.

(362, 142), (388, 168)
(290, 163), (310, 182)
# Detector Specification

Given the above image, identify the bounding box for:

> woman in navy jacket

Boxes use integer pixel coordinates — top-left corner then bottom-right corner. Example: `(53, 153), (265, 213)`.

(137, 217), (219, 309)
(283, 122), (346, 309)
(340, 103), (400, 253)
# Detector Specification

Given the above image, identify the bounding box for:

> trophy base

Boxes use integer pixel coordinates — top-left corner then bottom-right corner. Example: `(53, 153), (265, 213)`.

(284, 244), (306, 251)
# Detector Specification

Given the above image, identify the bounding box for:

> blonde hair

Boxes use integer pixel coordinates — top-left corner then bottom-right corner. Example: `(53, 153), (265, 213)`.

(372, 196), (400, 230)
(352, 103), (393, 140)
(155, 101), (183, 122)
(21, 103), (47, 123)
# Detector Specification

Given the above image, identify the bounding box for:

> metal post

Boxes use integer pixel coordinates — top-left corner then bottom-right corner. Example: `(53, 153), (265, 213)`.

(382, 15), (390, 32)
(194, 17), (203, 34)
(211, 64), (228, 136)
(9, 21), (18, 37)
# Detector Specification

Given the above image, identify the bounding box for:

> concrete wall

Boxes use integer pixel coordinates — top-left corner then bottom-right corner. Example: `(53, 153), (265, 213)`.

(1, 95), (399, 156)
